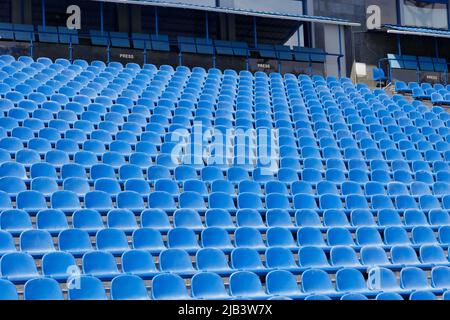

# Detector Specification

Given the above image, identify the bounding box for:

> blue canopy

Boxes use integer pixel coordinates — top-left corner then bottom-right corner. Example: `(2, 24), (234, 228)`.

(384, 24), (450, 39)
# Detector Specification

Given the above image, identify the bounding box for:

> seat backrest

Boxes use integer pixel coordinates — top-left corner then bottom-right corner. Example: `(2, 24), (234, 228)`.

(151, 273), (189, 300)
(24, 278), (63, 300)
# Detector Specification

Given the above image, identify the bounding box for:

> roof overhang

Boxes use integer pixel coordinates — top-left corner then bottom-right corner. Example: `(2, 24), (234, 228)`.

(384, 24), (450, 39)
(92, 0), (361, 27)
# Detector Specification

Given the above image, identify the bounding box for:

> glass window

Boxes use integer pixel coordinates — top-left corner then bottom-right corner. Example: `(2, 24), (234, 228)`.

(401, 0), (448, 29)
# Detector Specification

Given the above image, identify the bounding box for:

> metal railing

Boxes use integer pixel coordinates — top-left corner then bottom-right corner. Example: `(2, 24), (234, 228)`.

(377, 57), (449, 85)
(0, 26), (344, 76)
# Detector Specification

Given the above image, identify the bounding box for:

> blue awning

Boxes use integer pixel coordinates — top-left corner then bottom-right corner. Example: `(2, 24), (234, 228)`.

(384, 24), (450, 39)
(93, 0), (360, 26)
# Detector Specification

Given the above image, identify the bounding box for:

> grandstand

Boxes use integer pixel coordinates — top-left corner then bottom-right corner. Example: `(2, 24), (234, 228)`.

(0, 0), (448, 302)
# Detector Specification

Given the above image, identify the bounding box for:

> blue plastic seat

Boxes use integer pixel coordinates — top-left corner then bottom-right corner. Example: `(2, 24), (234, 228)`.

(351, 209), (376, 227)
(320, 194), (343, 210)
(330, 246), (361, 267)
(58, 229), (92, 256)
(299, 246), (330, 268)
(179, 191), (206, 209)
(266, 209), (293, 228)
(61, 164), (86, 179)
(36, 209), (68, 234)
(294, 194), (318, 210)
(117, 192), (145, 210)
(196, 248), (231, 272)
(172, 209), (202, 229)
(371, 195), (395, 209)
(384, 226), (411, 245)
(266, 270), (301, 296)
(238, 180), (261, 194)
(91, 164), (115, 180)
(391, 245), (420, 265)
(336, 268), (368, 293)
(72, 209), (104, 234)
(68, 276), (107, 300)
(20, 229), (55, 256)
(159, 249), (195, 274)
(110, 274), (149, 300)
(200, 226), (233, 249)
(41, 251), (77, 280)
(376, 292), (403, 300)
(238, 192), (263, 210)
(234, 227), (265, 248)
(121, 249), (157, 277)
(94, 178), (121, 195)
(96, 228), (129, 254)
(151, 273), (190, 300)
(82, 251), (119, 280)
(132, 228), (165, 252)
(24, 278), (63, 300)
(297, 227), (326, 246)
(154, 179), (179, 195)
(205, 209), (234, 228)
(229, 271), (267, 298)
(0, 209), (32, 234)
(231, 247), (265, 271)
(50, 190), (81, 211)
(409, 291), (437, 300)
(201, 167), (224, 182)
(0, 230), (16, 255)
(140, 209), (171, 230)
(209, 192), (235, 209)
(124, 179), (151, 194)
(85, 191), (113, 210)
(412, 226), (437, 245)
(167, 227), (199, 250)
(184, 180), (208, 196)
(323, 209), (349, 227)
(400, 267), (430, 290)
(191, 272), (229, 299)
(291, 181), (314, 195)
(236, 209), (265, 228)
(367, 267), (401, 291)
(0, 279), (18, 300)
(0, 161), (27, 178)
(327, 227), (354, 246)
(0, 252), (39, 282)
(149, 191), (176, 209)
(301, 269), (335, 294)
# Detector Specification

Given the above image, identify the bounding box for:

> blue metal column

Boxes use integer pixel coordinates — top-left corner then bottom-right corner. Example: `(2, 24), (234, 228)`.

(447, 0), (450, 31)
(302, 0), (307, 14)
(338, 25), (342, 78)
(41, 0), (46, 30)
(395, 0), (403, 70)
(100, 2), (104, 33)
(99, 2), (109, 63)
(435, 37), (439, 58)
(69, 37), (73, 63)
(155, 7), (159, 36)
(396, 0), (401, 24)
(205, 11), (209, 41)
(253, 16), (257, 48)
(143, 41), (147, 65)
(301, 0), (307, 45)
